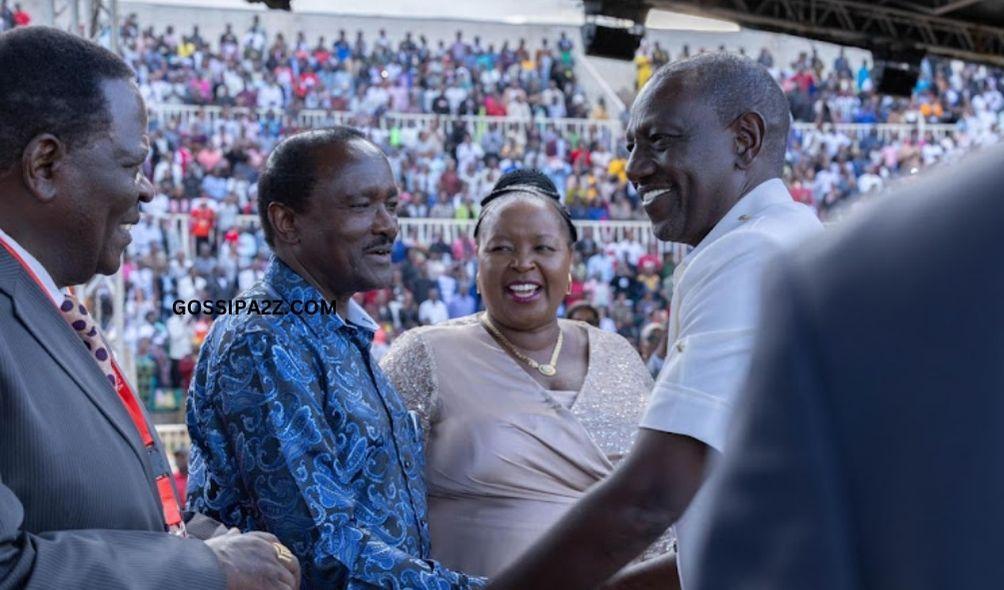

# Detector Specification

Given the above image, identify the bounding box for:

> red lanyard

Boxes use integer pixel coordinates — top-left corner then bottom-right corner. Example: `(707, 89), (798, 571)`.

(0, 236), (185, 535)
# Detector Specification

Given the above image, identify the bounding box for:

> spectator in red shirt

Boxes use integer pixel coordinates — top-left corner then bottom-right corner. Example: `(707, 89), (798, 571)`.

(565, 269), (587, 306)
(12, 3), (29, 26)
(789, 181), (813, 206)
(223, 226), (240, 246)
(438, 160), (463, 197)
(636, 248), (662, 274)
(295, 66), (319, 99)
(570, 140), (591, 169)
(172, 449), (189, 507)
(313, 36), (331, 64)
(484, 93), (507, 117)
(792, 67), (816, 95)
(189, 200), (215, 252)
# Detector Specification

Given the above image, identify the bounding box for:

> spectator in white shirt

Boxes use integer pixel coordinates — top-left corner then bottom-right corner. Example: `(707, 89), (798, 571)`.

(256, 74), (284, 110)
(586, 248), (615, 283)
(129, 217), (162, 257)
(858, 164), (885, 194)
(242, 15), (267, 55)
(418, 287), (449, 325)
(455, 134), (484, 171)
(507, 94), (532, 120)
(166, 313), (193, 387)
(490, 52), (823, 590)
(444, 82), (467, 115)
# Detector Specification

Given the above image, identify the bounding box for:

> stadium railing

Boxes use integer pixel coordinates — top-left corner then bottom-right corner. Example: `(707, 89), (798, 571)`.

(147, 103), (960, 151)
(156, 424), (189, 454)
(149, 104), (623, 150)
(153, 214), (688, 260)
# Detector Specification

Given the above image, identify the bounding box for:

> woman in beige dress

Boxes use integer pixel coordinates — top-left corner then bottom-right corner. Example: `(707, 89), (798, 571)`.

(381, 170), (669, 579)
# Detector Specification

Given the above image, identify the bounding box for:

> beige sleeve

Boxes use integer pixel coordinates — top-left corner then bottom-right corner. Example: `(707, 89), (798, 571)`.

(379, 328), (438, 446)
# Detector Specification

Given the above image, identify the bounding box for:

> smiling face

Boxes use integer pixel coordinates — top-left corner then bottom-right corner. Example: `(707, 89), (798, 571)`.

(476, 195), (573, 331)
(626, 74), (740, 246)
(54, 78), (153, 283)
(294, 138), (400, 297)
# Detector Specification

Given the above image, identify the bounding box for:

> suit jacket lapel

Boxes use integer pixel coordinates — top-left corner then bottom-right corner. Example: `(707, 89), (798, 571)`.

(0, 250), (149, 471)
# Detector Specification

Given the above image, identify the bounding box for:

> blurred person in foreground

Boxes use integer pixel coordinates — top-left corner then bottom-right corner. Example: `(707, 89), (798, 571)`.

(489, 52), (822, 590)
(0, 26), (298, 589)
(691, 144), (1004, 589)
(186, 127), (484, 589)
(381, 169), (665, 578)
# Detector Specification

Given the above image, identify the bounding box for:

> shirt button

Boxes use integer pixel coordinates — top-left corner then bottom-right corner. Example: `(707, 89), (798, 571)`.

(404, 459), (413, 470)
(676, 342), (685, 352)
(738, 214), (751, 222)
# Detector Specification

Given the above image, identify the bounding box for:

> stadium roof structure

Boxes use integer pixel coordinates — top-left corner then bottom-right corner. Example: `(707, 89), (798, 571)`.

(636, 0), (1004, 66)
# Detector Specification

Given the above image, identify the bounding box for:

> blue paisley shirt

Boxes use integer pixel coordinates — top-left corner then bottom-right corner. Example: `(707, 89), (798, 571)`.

(186, 258), (485, 589)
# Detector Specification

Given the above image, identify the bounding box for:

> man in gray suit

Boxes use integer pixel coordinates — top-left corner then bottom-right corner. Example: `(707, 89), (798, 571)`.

(691, 144), (1004, 588)
(0, 27), (299, 589)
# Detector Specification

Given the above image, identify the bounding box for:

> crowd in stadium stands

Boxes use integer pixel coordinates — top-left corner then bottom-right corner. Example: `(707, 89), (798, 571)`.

(632, 41), (1004, 212)
(6, 12), (1001, 410)
(0, 1), (30, 31)
(123, 19), (1004, 227)
(118, 14), (594, 120)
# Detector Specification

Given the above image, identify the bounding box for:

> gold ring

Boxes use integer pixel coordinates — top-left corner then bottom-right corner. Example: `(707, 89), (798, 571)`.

(273, 542), (294, 564)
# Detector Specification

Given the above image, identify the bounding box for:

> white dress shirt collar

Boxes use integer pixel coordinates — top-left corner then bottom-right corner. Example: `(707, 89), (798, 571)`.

(344, 298), (380, 333)
(0, 227), (64, 304)
(684, 177), (793, 264)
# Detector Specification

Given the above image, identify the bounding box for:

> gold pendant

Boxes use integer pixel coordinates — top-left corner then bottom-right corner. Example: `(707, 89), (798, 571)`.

(538, 364), (556, 377)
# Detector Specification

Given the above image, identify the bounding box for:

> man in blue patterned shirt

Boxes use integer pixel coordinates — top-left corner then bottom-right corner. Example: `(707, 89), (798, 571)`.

(186, 127), (485, 589)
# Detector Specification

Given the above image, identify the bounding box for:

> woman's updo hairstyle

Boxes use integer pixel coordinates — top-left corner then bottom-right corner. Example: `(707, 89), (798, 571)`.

(473, 168), (579, 244)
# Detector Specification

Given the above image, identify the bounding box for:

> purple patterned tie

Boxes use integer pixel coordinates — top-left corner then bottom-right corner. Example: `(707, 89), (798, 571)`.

(59, 293), (118, 388)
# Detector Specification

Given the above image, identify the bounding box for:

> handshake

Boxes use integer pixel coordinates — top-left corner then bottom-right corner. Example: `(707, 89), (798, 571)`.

(205, 528), (302, 590)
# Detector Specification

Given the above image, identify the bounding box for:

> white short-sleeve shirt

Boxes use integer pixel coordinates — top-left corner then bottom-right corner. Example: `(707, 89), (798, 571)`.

(640, 178), (823, 588)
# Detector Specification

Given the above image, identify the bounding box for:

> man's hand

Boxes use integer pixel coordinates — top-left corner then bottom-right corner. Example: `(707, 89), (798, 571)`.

(205, 529), (301, 590)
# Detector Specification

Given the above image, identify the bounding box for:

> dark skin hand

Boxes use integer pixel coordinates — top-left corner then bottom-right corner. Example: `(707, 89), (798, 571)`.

(206, 528), (302, 590)
(487, 429), (711, 590)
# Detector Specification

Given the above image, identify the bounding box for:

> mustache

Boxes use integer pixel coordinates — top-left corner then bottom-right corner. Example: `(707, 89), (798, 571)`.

(363, 238), (394, 250)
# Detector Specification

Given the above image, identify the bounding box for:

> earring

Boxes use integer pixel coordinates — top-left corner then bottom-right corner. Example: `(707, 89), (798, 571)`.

(475, 274), (481, 295)
(566, 272), (573, 295)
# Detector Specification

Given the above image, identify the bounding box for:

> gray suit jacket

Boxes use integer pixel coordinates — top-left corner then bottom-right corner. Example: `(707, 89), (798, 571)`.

(692, 144), (1004, 590)
(0, 248), (225, 589)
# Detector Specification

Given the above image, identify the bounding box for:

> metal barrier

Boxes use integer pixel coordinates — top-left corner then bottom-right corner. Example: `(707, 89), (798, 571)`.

(155, 424), (190, 453)
(791, 121), (958, 141)
(148, 104), (623, 150)
(152, 213), (689, 262)
(148, 102), (961, 151)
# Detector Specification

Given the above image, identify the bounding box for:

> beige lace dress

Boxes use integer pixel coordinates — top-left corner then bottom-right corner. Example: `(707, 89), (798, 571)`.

(380, 314), (669, 578)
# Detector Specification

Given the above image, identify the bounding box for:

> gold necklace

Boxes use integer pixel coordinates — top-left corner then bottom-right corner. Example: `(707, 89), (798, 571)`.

(481, 313), (563, 377)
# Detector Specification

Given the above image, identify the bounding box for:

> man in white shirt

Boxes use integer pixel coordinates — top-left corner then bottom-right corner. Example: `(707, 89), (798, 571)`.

(256, 74), (284, 110)
(490, 52), (822, 590)
(456, 134), (484, 172)
(418, 287), (449, 325)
